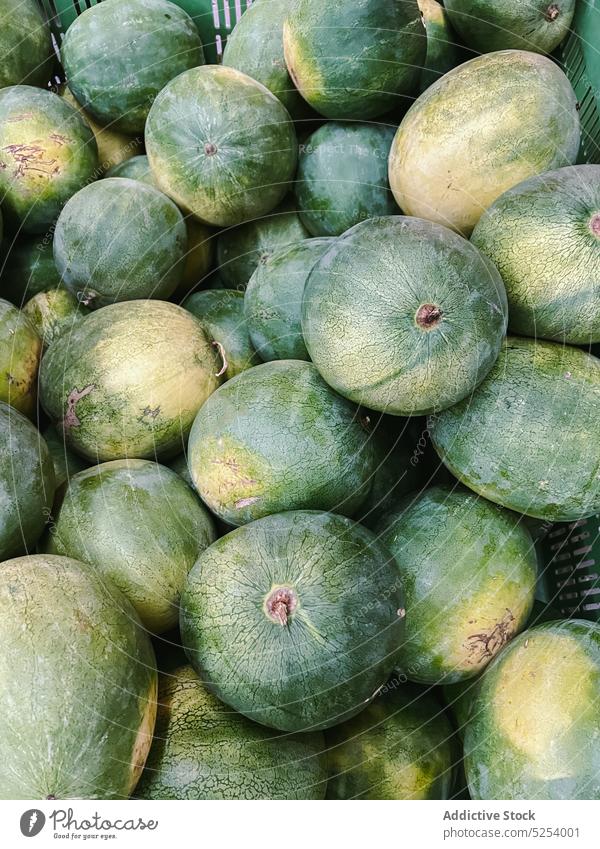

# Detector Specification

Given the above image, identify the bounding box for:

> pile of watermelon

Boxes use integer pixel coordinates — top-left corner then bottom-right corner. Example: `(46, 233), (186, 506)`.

(1, 0), (600, 801)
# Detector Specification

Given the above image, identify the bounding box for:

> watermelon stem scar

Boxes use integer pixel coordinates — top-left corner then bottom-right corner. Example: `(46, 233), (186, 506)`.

(265, 586), (298, 626)
(416, 303), (443, 330)
(590, 212), (600, 237)
(204, 142), (218, 156)
(545, 4), (560, 21)
(212, 340), (228, 377)
(63, 384), (95, 429)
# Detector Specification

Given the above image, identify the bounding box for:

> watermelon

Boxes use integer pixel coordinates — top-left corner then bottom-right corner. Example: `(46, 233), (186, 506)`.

(0, 86), (99, 234)
(471, 165), (600, 344)
(0, 554), (157, 799)
(0, 403), (55, 560)
(244, 238), (334, 361)
(443, 678), (477, 736)
(0, 235), (60, 305)
(105, 156), (216, 298)
(187, 359), (377, 525)
(168, 452), (195, 489)
(0, 297), (42, 417)
(326, 685), (456, 799)
(176, 218), (216, 298)
(283, 0), (426, 119)
(356, 415), (441, 528)
(389, 51), (580, 236)
(202, 270), (228, 290)
(431, 337), (600, 521)
(53, 178), (187, 307)
(223, 0), (309, 120)
(0, 0), (53, 89)
(145, 66), (298, 228)
(45, 459), (215, 634)
(60, 87), (143, 173)
(295, 122), (399, 236)
(445, 0), (576, 55)
(216, 196), (310, 289)
(136, 665), (327, 799)
(61, 0), (204, 134)
(180, 509), (405, 731)
(183, 290), (259, 380)
(23, 289), (88, 350)
(376, 485), (537, 684)
(302, 216), (507, 415)
(106, 155), (155, 184)
(418, 0), (465, 93)
(464, 620), (600, 799)
(39, 300), (222, 462)
(42, 424), (87, 489)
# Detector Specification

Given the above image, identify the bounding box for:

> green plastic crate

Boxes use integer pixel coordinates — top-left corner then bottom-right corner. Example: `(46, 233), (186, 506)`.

(556, 0), (600, 163)
(538, 519), (600, 620)
(539, 1), (600, 621)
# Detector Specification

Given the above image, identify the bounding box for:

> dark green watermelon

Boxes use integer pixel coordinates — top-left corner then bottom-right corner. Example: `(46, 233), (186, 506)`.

(445, 0), (575, 55)
(106, 155), (153, 184)
(0, 86), (98, 234)
(443, 678), (477, 736)
(464, 620), (600, 799)
(187, 359), (377, 525)
(145, 66), (298, 228)
(61, 0), (204, 134)
(54, 178), (187, 307)
(0, 0), (53, 89)
(223, 0), (309, 120)
(168, 452), (194, 488)
(183, 289), (259, 380)
(0, 554), (157, 799)
(42, 424), (87, 489)
(355, 415), (442, 529)
(376, 485), (537, 684)
(0, 235), (61, 305)
(471, 165), (600, 344)
(136, 665), (327, 799)
(180, 509), (405, 731)
(295, 122), (398, 236)
(244, 237), (334, 361)
(326, 685), (456, 799)
(45, 459), (215, 634)
(302, 216), (507, 415)
(283, 0), (426, 119)
(216, 196), (310, 289)
(104, 156), (216, 299)
(0, 403), (55, 559)
(431, 337), (600, 521)
(201, 270), (228, 290)
(418, 0), (465, 93)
